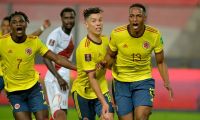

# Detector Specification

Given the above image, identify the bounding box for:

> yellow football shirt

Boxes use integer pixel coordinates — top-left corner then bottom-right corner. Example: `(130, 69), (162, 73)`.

(110, 25), (163, 82)
(71, 36), (109, 99)
(0, 31), (3, 76)
(0, 34), (49, 92)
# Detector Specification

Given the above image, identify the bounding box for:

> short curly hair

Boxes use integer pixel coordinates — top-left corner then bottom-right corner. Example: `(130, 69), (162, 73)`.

(9, 11), (29, 23)
(83, 7), (103, 20)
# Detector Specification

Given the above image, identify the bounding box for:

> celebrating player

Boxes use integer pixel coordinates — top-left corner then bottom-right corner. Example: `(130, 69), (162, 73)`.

(0, 11), (76, 120)
(71, 7), (114, 120)
(102, 3), (173, 120)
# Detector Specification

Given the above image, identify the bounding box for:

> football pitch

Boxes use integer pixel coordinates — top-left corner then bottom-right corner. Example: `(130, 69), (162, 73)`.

(0, 105), (200, 120)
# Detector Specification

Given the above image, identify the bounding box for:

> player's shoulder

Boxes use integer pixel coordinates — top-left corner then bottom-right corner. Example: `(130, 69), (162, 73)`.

(0, 33), (10, 39)
(112, 24), (128, 33)
(77, 37), (87, 46)
(27, 35), (39, 40)
(101, 35), (109, 40)
(47, 27), (61, 38)
(145, 25), (160, 34)
(52, 27), (61, 33)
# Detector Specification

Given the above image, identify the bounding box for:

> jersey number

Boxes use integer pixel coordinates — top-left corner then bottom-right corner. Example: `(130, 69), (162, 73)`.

(17, 59), (22, 69)
(132, 53), (142, 61)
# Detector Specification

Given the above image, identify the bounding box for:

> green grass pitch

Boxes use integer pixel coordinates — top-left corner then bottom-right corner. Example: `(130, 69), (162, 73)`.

(0, 105), (200, 120)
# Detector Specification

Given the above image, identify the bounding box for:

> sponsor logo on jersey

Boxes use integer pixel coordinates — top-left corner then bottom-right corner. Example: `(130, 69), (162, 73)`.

(8, 49), (13, 53)
(123, 44), (128, 48)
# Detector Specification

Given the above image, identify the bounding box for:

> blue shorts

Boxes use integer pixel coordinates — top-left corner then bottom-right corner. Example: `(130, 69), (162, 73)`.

(7, 82), (48, 113)
(0, 76), (4, 91)
(72, 91), (114, 120)
(113, 78), (155, 116)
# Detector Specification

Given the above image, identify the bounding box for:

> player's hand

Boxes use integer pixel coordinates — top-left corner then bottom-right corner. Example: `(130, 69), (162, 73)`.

(102, 103), (110, 120)
(96, 60), (107, 70)
(43, 19), (51, 29)
(164, 82), (174, 101)
(57, 78), (69, 91)
(111, 98), (117, 111)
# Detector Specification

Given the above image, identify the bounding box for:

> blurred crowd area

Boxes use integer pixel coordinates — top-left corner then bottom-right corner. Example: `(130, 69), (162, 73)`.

(0, 0), (200, 67)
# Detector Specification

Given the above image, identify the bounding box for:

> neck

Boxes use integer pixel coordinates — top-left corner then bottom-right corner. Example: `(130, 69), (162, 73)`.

(62, 26), (71, 35)
(87, 33), (102, 44)
(128, 24), (145, 38)
(11, 33), (27, 43)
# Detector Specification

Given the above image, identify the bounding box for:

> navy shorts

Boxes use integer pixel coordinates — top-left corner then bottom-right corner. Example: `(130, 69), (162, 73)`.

(72, 91), (114, 120)
(113, 78), (155, 116)
(7, 82), (48, 113)
(0, 76), (4, 91)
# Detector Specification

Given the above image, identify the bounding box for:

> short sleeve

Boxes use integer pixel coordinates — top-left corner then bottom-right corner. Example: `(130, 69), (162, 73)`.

(46, 32), (58, 51)
(37, 38), (49, 56)
(109, 30), (118, 52)
(154, 31), (164, 53)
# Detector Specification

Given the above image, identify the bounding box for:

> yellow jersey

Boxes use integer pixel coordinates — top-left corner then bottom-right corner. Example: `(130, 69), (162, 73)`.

(0, 31), (3, 76)
(110, 25), (163, 82)
(0, 31), (2, 36)
(72, 36), (109, 99)
(0, 34), (49, 92)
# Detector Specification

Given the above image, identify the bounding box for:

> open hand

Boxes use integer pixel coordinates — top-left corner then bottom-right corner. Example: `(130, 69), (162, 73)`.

(57, 78), (69, 91)
(164, 82), (174, 101)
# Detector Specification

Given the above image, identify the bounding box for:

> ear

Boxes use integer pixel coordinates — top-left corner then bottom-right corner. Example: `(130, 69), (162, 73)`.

(84, 21), (89, 28)
(144, 15), (147, 22)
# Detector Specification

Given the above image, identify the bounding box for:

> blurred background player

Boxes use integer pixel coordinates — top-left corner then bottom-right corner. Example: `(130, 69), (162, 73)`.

(71, 7), (114, 120)
(0, 11), (76, 120)
(102, 3), (173, 120)
(43, 7), (76, 120)
(0, 16), (51, 92)
(0, 16), (10, 36)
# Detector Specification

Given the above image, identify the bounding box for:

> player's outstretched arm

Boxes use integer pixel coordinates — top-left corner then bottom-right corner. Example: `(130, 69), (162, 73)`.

(155, 50), (173, 101)
(43, 57), (69, 91)
(44, 50), (76, 71)
(31, 19), (51, 36)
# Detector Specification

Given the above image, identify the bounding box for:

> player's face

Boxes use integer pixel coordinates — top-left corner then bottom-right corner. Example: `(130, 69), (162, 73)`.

(1, 20), (10, 35)
(61, 11), (75, 30)
(85, 13), (103, 36)
(129, 7), (146, 32)
(10, 15), (27, 37)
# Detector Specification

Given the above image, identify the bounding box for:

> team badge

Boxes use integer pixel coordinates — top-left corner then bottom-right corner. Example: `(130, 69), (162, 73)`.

(14, 103), (20, 109)
(25, 48), (32, 55)
(143, 41), (150, 49)
(85, 54), (91, 62)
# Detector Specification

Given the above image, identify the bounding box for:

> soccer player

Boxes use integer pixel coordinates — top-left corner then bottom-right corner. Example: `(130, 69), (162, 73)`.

(43, 7), (76, 120)
(0, 11), (76, 120)
(0, 16), (51, 92)
(101, 3), (174, 120)
(71, 7), (114, 120)
(0, 16), (10, 36)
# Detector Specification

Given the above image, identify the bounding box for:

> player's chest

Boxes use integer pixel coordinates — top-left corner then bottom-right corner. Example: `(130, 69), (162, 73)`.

(91, 44), (107, 61)
(2, 43), (36, 60)
(56, 36), (72, 49)
(117, 37), (154, 56)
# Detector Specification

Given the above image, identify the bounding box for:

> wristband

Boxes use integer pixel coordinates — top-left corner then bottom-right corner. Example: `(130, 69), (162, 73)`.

(40, 26), (44, 31)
